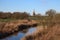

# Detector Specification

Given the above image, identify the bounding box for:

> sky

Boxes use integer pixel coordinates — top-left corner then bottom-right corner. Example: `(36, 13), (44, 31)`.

(0, 0), (60, 15)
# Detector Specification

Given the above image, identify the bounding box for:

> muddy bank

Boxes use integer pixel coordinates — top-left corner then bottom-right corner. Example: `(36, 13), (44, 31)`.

(0, 20), (37, 39)
(21, 24), (60, 40)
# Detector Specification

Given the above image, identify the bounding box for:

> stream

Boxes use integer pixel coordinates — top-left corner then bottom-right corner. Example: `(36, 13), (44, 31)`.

(0, 27), (37, 40)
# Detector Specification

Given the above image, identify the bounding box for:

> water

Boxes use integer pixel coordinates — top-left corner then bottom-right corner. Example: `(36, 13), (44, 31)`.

(0, 27), (36, 40)
(26, 27), (36, 34)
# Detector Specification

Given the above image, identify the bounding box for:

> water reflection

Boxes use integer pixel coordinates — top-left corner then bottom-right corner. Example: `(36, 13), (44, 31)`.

(0, 27), (36, 40)
(26, 27), (36, 34)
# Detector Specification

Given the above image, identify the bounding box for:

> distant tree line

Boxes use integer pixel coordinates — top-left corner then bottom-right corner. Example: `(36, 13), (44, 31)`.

(0, 12), (30, 19)
(0, 9), (60, 20)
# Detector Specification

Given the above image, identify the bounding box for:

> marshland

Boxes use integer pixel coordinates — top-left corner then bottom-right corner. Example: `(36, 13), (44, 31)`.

(0, 0), (60, 40)
(0, 9), (60, 40)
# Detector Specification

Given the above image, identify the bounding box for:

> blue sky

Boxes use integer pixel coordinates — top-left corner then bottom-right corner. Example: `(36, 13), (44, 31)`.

(0, 0), (60, 15)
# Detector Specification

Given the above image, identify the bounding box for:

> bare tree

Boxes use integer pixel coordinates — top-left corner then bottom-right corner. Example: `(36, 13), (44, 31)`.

(46, 9), (56, 28)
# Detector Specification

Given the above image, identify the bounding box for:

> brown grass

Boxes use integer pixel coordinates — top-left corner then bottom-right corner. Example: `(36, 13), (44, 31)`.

(21, 24), (60, 40)
(0, 20), (37, 33)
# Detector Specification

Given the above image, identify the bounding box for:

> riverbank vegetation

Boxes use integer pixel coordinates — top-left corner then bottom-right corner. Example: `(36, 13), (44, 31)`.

(21, 24), (60, 40)
(0, 9), (60, 40)
(21, 9), (60, 40)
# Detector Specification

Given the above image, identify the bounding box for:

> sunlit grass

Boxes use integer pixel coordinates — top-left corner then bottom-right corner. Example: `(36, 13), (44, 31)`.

(0, 18), (20, 22)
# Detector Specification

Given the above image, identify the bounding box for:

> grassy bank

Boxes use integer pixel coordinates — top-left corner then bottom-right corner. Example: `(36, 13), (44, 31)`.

(0, 18), (21, 22)
(21, 24), (60, 40)
(0, 19), (38, 39)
